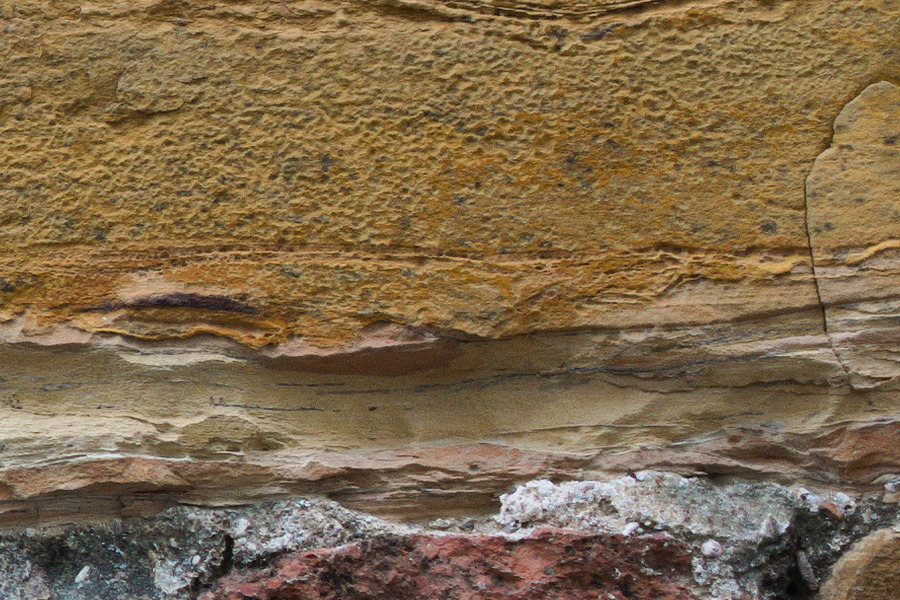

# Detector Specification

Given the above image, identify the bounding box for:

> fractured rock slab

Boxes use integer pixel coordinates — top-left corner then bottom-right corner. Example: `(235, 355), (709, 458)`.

(806, 81), (900, 389)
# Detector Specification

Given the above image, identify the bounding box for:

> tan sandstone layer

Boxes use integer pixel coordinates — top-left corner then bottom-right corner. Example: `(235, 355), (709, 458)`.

(821, 525), (900, 600)
(0, 0), (898, 526)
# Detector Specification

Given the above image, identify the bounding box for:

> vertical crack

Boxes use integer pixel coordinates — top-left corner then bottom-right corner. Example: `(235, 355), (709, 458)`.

(802, 177), (853, 386)
(189, 534), (234, 600)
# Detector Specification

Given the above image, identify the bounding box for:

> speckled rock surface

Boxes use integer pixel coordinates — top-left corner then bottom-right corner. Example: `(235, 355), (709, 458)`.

(2, 0), (896, 347)
(497, 472), (898, 599)
(0, 0), (898, 526)
(0, 0), (898, 594)
(199, 530), (697, 600)
(0, 473), (895, 600)
(0, 497), (411, 600)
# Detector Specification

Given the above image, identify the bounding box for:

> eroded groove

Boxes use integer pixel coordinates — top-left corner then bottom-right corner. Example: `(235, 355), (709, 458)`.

(362, 0), (732, 23)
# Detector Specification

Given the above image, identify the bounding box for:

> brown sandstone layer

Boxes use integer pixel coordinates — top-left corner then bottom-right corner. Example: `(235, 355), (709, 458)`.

(1, 0), (897, 347)
(820, 526), (900, 600)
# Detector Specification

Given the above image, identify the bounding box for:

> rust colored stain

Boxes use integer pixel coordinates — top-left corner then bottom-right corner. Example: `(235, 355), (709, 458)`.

(201, 529), (696, 600)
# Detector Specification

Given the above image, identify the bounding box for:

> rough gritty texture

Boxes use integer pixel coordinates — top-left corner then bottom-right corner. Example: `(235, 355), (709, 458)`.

(200, 531), (696, 600)
(1, 473), (895, 600)
(820, 525), (900, 600)
(0, 497), (411, 600)
(0, 0), (899, 527)
(0, 0), (897, 346)
(0, 1), (898, 594)
(497, 472), (898, 599)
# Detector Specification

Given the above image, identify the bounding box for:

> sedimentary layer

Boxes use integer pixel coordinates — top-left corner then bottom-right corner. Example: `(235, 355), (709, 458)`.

(0, 0), (898, 571)
(1, 319), (899, 526)
(1, 0), (898, 347)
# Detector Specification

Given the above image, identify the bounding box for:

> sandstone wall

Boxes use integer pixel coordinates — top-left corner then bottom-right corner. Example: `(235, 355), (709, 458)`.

(0, 0), (897, 597)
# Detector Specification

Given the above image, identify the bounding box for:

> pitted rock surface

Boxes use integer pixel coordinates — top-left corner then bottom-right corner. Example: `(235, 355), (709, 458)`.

(0, 0), (898, 596)
(200, 531), (696, 600)
(0, 473), (895, 600)
(0, 0), (898, 525)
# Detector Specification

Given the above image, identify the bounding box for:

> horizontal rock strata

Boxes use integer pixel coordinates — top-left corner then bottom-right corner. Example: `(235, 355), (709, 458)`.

(0, 0), (898, 595)
(1, 327), (898, 526)
(0, 0), (898, 524)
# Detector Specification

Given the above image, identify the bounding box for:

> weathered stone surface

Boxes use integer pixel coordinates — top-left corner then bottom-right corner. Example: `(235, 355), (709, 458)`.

(820, 525), (900, 600)
(1, 337), (898, 525)
(806, 80), (900, 389)
(0, 0), (900, 523)
(0, 0), (898, 593)
(0, 497), (411, 600)
(497, 472), (898, 599)
(201, 531), (696, 600)
(0, 0), (897, 347)
(0, 473), (894, 600)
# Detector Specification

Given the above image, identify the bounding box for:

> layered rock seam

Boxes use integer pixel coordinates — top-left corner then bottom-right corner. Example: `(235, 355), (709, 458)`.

(0, 0), (897, 598)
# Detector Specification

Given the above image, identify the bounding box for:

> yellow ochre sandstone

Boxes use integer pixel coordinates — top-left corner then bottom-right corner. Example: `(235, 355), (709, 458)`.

(0, 0), (895, 346)
(0, 0), (897, 525)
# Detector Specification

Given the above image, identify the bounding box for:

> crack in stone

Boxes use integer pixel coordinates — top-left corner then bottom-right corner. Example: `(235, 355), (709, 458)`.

(802, 174), (852, 387)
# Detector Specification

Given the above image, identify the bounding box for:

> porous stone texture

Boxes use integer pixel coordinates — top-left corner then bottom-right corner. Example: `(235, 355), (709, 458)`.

(0, 497), (411, 600)
(497, 472), (898, 599)
(0, 473), (895, 600)
(0, 3), (898, 523)
(0, 1), (898, 523)
(0, 0), (898, 595)
(199, 531), (696, 600)
(820, 525), (900, 600)
(3, 0), (896, 347)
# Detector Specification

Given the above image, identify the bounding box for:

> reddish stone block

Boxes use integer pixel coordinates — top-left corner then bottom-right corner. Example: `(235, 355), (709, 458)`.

(201, 529), (696, 600)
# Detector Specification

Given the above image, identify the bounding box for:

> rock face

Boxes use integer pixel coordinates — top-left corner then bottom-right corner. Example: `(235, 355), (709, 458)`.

(200, 531), (696, 600)
(806, 80), (900, 389)
(0, 0), (898, 596)
(820, 526), (900, 600)
(496, 472), (897, 599)
(1, 472), (895, 600)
